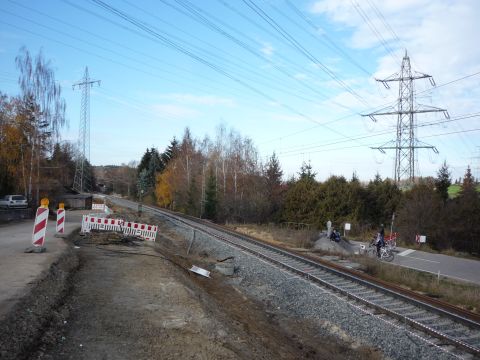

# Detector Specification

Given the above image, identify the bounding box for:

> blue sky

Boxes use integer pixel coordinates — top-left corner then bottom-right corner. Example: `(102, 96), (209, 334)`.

(1, 0), (479, 181)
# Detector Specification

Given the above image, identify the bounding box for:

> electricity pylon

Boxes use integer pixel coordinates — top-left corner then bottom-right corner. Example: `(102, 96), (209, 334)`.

(363, 51), (449, 184)
(73, 67), (100, 193)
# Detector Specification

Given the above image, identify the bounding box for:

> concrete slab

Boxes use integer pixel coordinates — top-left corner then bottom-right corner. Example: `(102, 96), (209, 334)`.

(0, 210), (89, 319)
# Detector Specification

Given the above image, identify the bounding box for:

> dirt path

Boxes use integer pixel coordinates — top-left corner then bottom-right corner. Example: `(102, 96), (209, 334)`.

(25, 223), (379, 359)
(32, 243), (262, 359)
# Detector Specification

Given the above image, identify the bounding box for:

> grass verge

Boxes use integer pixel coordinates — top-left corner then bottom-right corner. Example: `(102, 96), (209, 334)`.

(226, 223), (317, 249)
(228, 223), (480, 315)
(352, 256), (480, 314)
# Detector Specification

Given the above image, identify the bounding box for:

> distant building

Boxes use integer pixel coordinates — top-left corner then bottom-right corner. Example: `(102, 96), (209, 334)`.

(61, 193), (93, 209)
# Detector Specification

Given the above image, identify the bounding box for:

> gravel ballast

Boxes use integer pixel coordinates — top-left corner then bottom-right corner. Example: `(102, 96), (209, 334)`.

(159, 214), (460, 360)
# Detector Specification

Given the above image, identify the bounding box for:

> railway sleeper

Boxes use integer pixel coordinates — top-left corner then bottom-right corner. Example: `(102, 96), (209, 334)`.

(318, 275), (344, 283)
(440, 327), (470, 336)
(399, 309), (427, 318)
(389, 304), (417, 313)
(326, 280), (353, 287)
(349, 289), (376, 296)
(363, 293), (387, 301)
(428, 321), (459, 330)
(411, 315), (440, 323)
(370, 297), (397, 305)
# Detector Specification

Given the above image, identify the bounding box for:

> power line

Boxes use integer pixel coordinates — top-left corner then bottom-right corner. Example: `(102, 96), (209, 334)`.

(241, 0), (370, 107)
(366, 0), (401, 44)
(7, 2), (321, 106)
(278, 126), (480, 158)
(365, 52), (449, 183)
(1, 6), (354, 132)
(0, 10), (308, 116)
(73, 67), (100, 193)
(118, 0), (328, 104)
(260, 69), (480, 146)
(160, 0), (349, 108)
(278, 112), (480, 156)
(282, 0), (372, 76)
(351, 0), (400, 67)
(87, 0), (369, 145)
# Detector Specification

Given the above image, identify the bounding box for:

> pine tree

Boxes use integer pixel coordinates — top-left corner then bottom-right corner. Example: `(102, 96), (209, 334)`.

(462, 165), (475, 193)
(186, 176), (199, 216)
(299, 161), (316, 181)
(351, 171), (359, 183)
(147, 148), (162, 188)
(161, 137), (178, 166)
(265, 153), (283, 220)
(138, 149), (151, 176)
(204, 169), (217, 220)
(435, 161), (451, 203)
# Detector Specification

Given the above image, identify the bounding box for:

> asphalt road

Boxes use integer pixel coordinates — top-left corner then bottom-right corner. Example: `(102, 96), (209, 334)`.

(0, 210), (86, 319)
(106, 196), (480, 286)
(393, 246), (480, 285)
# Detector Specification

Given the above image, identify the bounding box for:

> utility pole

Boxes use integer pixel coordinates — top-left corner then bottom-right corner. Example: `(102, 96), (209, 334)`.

(364, 51), (449, 185)
(472, 146), (480, 181)
(73, 67), (100, 193)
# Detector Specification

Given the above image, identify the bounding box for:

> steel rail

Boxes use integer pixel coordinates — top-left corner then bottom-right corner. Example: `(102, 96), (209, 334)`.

(106, 196), (480, 356)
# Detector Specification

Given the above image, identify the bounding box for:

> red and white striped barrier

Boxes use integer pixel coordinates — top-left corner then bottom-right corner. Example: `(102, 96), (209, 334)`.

(56, 204), (65, 234)
(80, 215), (158, 242)
(92, 203), (105, 211)
(123, 221), (158, 241)
(92, 203), (111, 214)
(81, 215), (124, 233)
(32, 199), (49, 247)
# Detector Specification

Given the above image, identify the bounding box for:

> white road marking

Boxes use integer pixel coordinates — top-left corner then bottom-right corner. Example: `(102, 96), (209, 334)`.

(401, 255), (440, 264)
(396, 264), (476, 284)
(398, 249), (416, 256)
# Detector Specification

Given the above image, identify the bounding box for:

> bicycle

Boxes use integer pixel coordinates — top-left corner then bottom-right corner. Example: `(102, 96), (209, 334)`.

(362, 240), (394, 262)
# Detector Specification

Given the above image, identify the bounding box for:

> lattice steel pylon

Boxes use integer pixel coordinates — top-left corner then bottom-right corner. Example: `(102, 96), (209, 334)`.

(363, 51), (449, 184)
(72, 67), (100, 193)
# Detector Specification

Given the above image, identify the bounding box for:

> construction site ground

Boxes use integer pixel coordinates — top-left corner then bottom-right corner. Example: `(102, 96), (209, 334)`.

(0, 208), (379, 360)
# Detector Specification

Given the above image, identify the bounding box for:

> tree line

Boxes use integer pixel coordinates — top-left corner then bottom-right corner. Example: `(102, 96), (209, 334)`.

(0, 47), (94, 204)
(133, 127), (479, 256)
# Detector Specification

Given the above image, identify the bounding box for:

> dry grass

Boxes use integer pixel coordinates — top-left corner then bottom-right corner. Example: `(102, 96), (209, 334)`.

(227, 223), (318, 249)
(394, 240), (479, 260)
(355, 257), (480, 314)
(229, 223), (480, 314)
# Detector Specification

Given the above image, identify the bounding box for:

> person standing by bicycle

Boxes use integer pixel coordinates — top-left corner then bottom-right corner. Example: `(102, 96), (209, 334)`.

(376, 224), (385, 257)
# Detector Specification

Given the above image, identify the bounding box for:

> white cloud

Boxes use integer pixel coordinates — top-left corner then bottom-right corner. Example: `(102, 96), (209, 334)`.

(294, 73), (308, 80)
(151, 104), (198, 119)
(160, 93), (235, 107)
(261, 43), (274, 57)
(309, 0), (480, 179)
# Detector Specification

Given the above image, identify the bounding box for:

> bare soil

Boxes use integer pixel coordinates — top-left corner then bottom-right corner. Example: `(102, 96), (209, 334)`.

(0, 208), (382, 359)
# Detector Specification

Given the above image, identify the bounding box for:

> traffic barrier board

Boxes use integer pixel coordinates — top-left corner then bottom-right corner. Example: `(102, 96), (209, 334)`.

(123, 221), (157, 241)
(32, 206), (49, 247)
(56, 208), (65, 234)
(81, 215), (124, 233)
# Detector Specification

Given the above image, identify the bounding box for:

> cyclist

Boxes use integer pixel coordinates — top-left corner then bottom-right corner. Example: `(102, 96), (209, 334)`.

(376, 224), (385, 257)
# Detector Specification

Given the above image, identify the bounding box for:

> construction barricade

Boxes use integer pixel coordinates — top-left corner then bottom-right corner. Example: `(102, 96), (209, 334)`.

(81, 215), (158, 242)
(122, 221), (158, 242)
(92, 203), (106, 211)
(81, 215), (124, 233)
(92, 203), (111, 214)
(32, 198), (49, 247)
(56, 203), (65, 234)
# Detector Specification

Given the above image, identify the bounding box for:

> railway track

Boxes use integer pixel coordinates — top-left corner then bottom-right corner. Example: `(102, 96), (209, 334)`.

(107, 196), (480, 358)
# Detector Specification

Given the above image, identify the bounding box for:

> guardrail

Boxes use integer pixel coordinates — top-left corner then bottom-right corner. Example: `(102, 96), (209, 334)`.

(0, 208), (33, 222)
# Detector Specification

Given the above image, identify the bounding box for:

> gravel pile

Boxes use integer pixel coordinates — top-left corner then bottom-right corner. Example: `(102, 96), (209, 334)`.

(157, 214), (460, 360)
